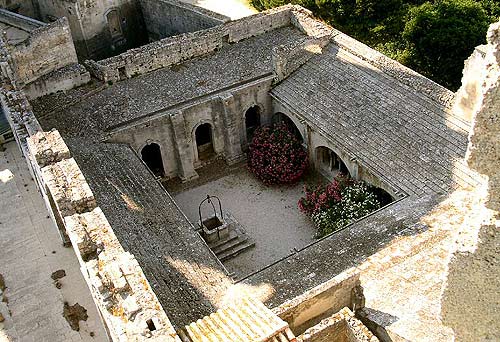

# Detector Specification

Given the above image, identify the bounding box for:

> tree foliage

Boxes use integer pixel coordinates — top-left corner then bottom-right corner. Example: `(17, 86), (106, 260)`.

(251, 0), (497, 90)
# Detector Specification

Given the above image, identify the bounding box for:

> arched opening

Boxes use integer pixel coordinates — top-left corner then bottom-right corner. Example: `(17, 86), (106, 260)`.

(371, 186), (394, 207)
(141, 143), (165, 177)
(272, 112), (303, 142)
(245, 105), (261, 142)
(316, 146), (350, 179)
(195, 123), (215, 161)
(106, 9), (123, 38)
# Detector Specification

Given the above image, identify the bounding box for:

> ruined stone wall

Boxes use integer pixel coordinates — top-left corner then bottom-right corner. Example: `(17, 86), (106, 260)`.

(0, 41), (181, 341)
(458, 22), (500, 211)
(85, 6), (293, 82)
(23, 63), (91, 99)
(297, 308), (377, 342)
(107, 77), (274, 180)
(6, 17), (77, 85)
(139, 0), (228, 40)
(0, 0), (37, 18)
(0, 8), (43, 31)
(37, 0), (148, 60)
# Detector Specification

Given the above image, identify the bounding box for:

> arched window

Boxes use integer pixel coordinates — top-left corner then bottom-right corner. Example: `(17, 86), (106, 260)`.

(141, 143), (164, 177)
(195, 123), (215, 161)
(272, 112), (303, 142)
(106, 9), (123, 38)
(245, 105), (261, 142)
(316, 146), (350, 178)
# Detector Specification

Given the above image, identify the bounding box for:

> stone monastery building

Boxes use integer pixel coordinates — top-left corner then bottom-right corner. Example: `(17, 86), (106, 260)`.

(0, 0), (498, 341)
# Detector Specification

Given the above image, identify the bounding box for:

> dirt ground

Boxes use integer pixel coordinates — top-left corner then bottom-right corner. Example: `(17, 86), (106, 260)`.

(170, 165), (320, 279)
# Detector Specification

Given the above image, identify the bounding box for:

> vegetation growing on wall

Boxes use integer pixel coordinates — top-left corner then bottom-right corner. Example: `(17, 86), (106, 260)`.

(299, 175), (381, 237)
(247, 123), (308, 185)
(252, 0), (499, 90)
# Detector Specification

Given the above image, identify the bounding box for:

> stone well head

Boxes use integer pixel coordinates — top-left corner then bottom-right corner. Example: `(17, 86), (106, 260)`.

(198, 195), (229, 242)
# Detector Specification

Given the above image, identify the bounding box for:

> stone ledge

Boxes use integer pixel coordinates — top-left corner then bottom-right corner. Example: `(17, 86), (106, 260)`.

(27, 130), (70, 167)
(41, 158), (96, 217)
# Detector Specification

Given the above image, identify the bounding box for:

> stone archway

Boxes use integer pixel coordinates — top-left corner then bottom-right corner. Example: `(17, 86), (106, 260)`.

(195, 122), (215, 161)
(245, 105), (261, 143)
(315, 146), (350, 178)
(141, 143), (165, 177)
(272, 112), (303, 142)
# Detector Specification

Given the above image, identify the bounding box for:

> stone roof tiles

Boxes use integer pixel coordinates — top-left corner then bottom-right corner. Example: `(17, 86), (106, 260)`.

(32, 26), (307, 136)
(271, 43), (478, 196)
(69, 141), (232, 328)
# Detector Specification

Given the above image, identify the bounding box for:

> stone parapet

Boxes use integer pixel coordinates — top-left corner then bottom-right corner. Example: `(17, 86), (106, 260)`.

(64, 208), (180, 341)
(85, 6), (294, 83)
(26, 130), (70, 168)
(41, 158), (97, 217)
(297, 308), (377, 342)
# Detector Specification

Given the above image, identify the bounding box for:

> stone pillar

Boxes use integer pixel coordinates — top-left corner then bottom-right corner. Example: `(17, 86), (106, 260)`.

(219, 93), (245, 164)
(170, 111), (198, 182)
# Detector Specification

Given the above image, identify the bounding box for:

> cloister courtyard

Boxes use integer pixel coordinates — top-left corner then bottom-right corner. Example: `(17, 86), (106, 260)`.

(166, 162), (320, 279)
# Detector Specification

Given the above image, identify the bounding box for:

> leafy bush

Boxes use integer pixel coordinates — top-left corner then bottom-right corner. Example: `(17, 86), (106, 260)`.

(247, 123), (308, 185)
(251, 0), (496, 90)
(312, 182), (381, 237)
(299, 175), (381, 238)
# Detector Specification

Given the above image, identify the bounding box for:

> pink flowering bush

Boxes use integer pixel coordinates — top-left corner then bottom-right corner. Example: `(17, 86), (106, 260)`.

(248, 123), (308, 185)
(298, 174), (352, 215)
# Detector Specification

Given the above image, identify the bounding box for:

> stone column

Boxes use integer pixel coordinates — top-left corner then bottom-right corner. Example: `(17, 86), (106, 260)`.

(219, 93), (245, 164)
(169, 111), (198, 182)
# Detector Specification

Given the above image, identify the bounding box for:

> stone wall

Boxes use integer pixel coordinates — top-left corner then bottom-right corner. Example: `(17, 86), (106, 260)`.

(0, 0), (37, 19)
(273, 270), (362, 335)
(454, 21), (500, 212)
(0, 44), (181, 341)
(37, 0), (148, 60)
(297, 308), (377, 342)
(23, 63), (91, 99)
(140, 0), (228, 40)
(0, 8), (44, 31)
(107, 76), (274, 180)
(85, 6), (293, 82)
(6, 17), (77, 85)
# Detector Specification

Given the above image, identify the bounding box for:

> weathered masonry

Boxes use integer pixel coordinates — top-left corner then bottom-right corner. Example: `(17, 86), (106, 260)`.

(0, 1), (497, 341)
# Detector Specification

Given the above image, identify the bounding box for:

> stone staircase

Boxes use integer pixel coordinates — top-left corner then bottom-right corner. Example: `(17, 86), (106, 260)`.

(204, 212), (255, 262)
(208, 228), (255, 261)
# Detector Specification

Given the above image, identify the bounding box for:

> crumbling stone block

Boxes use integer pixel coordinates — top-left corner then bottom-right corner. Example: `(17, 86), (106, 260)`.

(64, 208), (124, 262)
(27, 130), (70, 168)
(42, 158), (96, 217)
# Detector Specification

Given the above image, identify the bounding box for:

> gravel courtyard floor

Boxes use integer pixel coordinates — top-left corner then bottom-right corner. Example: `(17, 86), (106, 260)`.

(170, 163), (319, 279)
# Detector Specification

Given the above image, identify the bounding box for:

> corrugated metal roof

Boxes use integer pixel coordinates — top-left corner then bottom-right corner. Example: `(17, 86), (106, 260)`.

(179, 297), (296, 342)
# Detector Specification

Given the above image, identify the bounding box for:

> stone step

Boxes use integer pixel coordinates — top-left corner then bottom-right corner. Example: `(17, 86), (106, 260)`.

(207, 229), (240, 251)
(218, 241), (255, 262)
(212, 234), (249, 256)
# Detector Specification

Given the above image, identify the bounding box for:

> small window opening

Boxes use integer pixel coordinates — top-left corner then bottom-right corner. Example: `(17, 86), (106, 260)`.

(146, 319), (156, 331)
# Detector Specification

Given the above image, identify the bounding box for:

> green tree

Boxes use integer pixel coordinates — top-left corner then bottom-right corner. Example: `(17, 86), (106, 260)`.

(402, 0), (489, 89)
